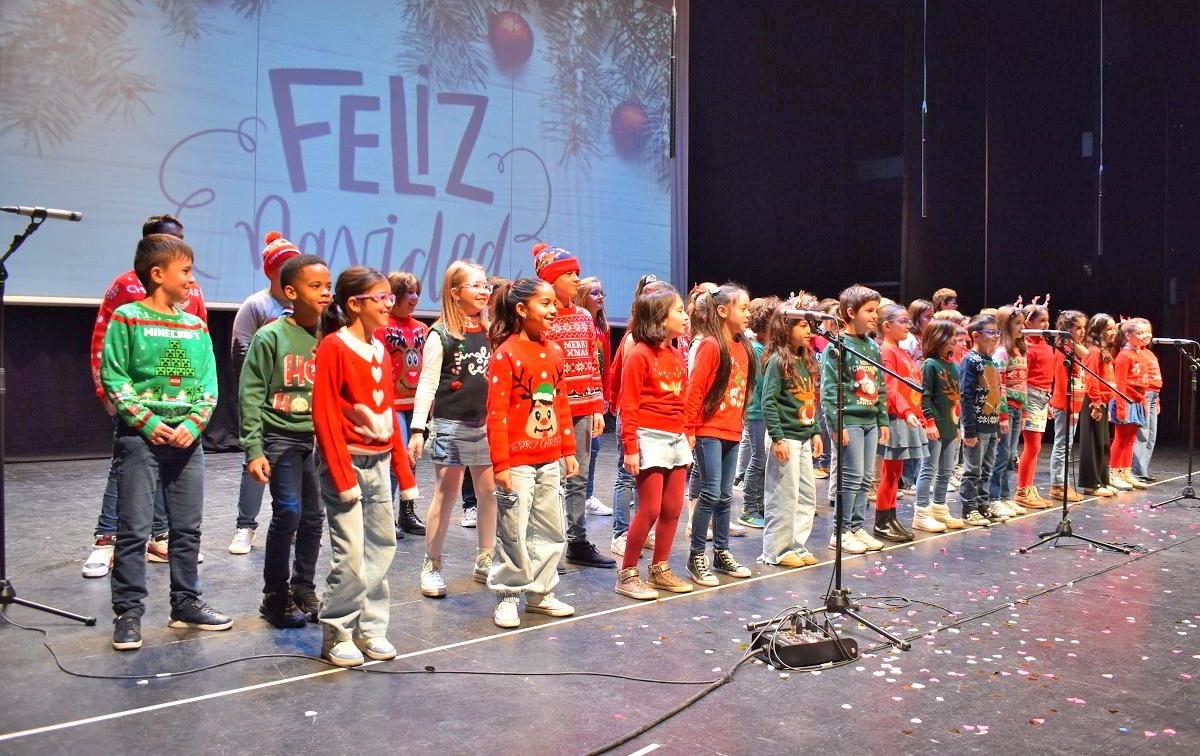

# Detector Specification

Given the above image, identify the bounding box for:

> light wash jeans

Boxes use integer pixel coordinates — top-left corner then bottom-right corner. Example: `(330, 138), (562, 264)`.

(563, 414), (593, 543)
(690, 436), (738, 552)
(761, 438), (816, 563)
(317, 452), (396, 643)
(740, 419), (767, 518)
(735, 424), (752, 482)
(1049, 407), (1076, 488)
(960, 433), (999, 514)
(837, 424), (878, 534)
(989, 406), (1024, 501)
(490, 461), (564, 596)
(612, 416), (637, 537)
(916, 436), (959, 507)
(1132, 391), (1159, 478)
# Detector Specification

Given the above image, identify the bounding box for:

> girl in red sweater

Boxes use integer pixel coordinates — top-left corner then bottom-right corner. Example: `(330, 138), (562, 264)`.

(684, 284), (755, 587)
(485, 278), (578, 628)
(1015, 305), (1055, 507)
(313, 267), (418, 668)
(877, 304), (926, 541)
(616, 282), (695, 600)
(1110, 320), (1151, 490)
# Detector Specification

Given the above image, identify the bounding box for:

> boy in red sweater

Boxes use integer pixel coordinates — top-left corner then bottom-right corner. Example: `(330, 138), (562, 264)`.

(534, 243), (615, 568)
(82, 214), (208, 579)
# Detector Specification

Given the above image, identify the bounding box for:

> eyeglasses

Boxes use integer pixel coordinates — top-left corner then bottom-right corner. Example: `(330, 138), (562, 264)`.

(351, 292), (396, 306)
(458, 282), (496, 293)
(590, 290), (606, 298)
(980, 328), (1001, 336)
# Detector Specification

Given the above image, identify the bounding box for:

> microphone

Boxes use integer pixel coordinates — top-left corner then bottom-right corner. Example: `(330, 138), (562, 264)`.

(780, 308), (837, 321)
(1022, 329), (1069, 336)
(1, 205), (83, 222)
(1152, 337), (1197, 346)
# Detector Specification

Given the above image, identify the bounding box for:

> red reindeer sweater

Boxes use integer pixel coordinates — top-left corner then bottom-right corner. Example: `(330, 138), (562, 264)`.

(313, 329), (418, 502)
(486, 336), (576, 473)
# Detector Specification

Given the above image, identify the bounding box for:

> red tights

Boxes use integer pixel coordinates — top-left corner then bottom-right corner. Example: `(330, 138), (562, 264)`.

(1017, 429), (1042, 488)
(877, 459), (905, 511)
(1111, 424), (1138, 468)
(622, 466), (688, 570)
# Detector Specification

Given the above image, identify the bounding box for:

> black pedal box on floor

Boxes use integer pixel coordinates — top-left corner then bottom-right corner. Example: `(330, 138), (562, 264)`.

(752, 630), (858, 667)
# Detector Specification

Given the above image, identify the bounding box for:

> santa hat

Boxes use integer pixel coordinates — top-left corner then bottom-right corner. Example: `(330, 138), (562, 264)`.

(262, 231), (300, 278)
(533, 382), (555, 404)
(532, 242), (579, 283)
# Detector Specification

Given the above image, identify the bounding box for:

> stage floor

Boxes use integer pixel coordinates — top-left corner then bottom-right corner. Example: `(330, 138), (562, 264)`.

(0, 437), (1197, 755)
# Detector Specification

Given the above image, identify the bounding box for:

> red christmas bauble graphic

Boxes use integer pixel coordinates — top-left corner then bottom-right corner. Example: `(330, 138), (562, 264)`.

(611, 100), (649, 157)
(489, 11), (534, 69)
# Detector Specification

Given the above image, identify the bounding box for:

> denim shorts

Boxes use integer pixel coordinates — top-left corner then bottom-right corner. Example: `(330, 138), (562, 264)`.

(636, 428), (693, 470)
(1023, 387), (1051, 432)
(427, 417), (491, 467)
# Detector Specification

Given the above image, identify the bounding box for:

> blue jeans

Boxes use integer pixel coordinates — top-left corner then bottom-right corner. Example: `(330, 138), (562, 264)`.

(389, 409), (412, 502)
(110, 432), (205, 617)
(690, 436), (738, 552)
(587, 433), (601, 498)
(262, 435), (324, 594)
(735, 425), (751, 482)
(816, 411), (832, 469)
(836, 424), (878, 534)
(97, 419), (168, 536)
(960, 434), (999, 514)
(1049, 407), (1075, 488)
(612, 416), (636, 537)
(988, 406), (1024, 500)
(1132, 391), (1159, 478)
(564, 414), (593, 542)
(235, 464), (268, 530)
(740, 419), (767, 518)
(916, 436), (958, 507)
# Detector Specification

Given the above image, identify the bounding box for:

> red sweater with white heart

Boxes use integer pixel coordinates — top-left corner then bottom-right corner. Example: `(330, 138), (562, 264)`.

(313, 328), (417, 502)
(486, 336), (576, 473)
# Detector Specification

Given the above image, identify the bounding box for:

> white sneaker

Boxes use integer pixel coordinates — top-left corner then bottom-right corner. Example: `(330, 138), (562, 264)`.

(992, 501), (1014, 517)
(494, 596), (520, 628)
(1108, 470), (1132, 491)
(854, 528), (885, 551)
(82, 536), (115, 578)
(585, 496), (613, 516)
(830, 531), (868, 554)
(911, 507), (947, 533)
(421, 555), (447, 598)
(524, 592), (575, 617)
(228, 528), (255, 555)
(644, 531), (656, 551)
(461, 507), (478, 528)
(473, 549), (493, 584)
(610, 533), (627, 556)
(1007, 499), (1028, 515)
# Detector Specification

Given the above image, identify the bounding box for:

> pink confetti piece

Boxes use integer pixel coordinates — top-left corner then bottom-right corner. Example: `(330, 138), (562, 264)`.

(1030, 719), (1045, 725)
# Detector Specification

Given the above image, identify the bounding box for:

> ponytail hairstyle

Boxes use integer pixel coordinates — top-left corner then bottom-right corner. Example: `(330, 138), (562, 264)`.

(574, 276), (609, 334)
(630, 282), (682, 345)
(488, 277), (548, 348)
(877, 302), (908, 337)
(1086, 313), (1116, 363)
(995, 304), (1027, 356)
(320, 266), (388, 338)
(691, 282), (756, 421)
(487, 276), (510, 320)
(436, 260), (489, 338)
(922, 318), (958, 361)
(628, 274), (664, 323)
(762, 293), (819, 388)
(1055, 308), (1085, 333)
(1117, 316), (1139, 351)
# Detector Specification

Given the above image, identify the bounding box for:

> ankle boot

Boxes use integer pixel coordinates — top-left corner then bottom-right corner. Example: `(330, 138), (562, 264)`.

(929, 503), (965, 529)
(397, 499), (426, 535)
(872, 508), (914, 542)
(260, 590), (307, 629)
(912, 505), (947, 533)
(1123, 468), (1147, 489)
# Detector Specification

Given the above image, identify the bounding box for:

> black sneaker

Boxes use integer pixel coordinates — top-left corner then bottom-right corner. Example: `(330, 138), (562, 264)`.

(168, 598), (233, 631)
(565, 540), (616, 568)
(982, 504), (1009, 524)
(687, 552), (719, 586)
(398, 499), (427, 535)
(112, 614), (142, 651)
(712, 549), (751, 578)
(260, 590), (307, 629)
(291, 586), (320, 622)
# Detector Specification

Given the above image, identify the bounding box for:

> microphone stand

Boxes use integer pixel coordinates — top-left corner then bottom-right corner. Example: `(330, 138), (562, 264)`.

(0, 216), (96, 624)
(1150, 343), (1199, 509)
(814, 327), (920, 651)
(1020, 338), (1133, 555)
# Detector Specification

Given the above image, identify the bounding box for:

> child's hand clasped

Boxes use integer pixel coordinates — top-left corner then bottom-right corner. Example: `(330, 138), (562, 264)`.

(248, 456), (271, 483)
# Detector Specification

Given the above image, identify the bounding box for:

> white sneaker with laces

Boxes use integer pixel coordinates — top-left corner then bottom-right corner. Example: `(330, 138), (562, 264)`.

(461, 507), (478, 528)
(854, 528), (885, 551)
(585, 496), (613, 515)
(494, 597), (520, 628)
(610, 533), (627, 556)
(525, 592), (575, 617)
(830, 531), (868, 554)
(1007, 499), (1027, 515)
(421, 555), (447, 598)
(228, 528), (255, 555)
(82, 537), (115, 578)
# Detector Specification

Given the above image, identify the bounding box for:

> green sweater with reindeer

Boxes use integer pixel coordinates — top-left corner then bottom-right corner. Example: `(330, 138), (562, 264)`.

(101, 301), (218, 441)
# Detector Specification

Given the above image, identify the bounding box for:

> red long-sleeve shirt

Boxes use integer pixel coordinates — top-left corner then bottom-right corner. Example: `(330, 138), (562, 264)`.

(1084, 347), (1115, 404)
(608, 332), (634, 414)
(882, 341), (922, 422)
(374, 315), (428, 411)
(312, 329), (417, 502)
(90, 270), (207, 397)
(620, 342), (688, 448)
(684, 336), (750, 441)
(1050, 353), (1087, 413)
(1025, 336), (1056, 390)
(596, 324), (613, 407)
(486, 336), (576, 474)
(1112, 346), (1148, 422)
(1139, 348), (1163, 391)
